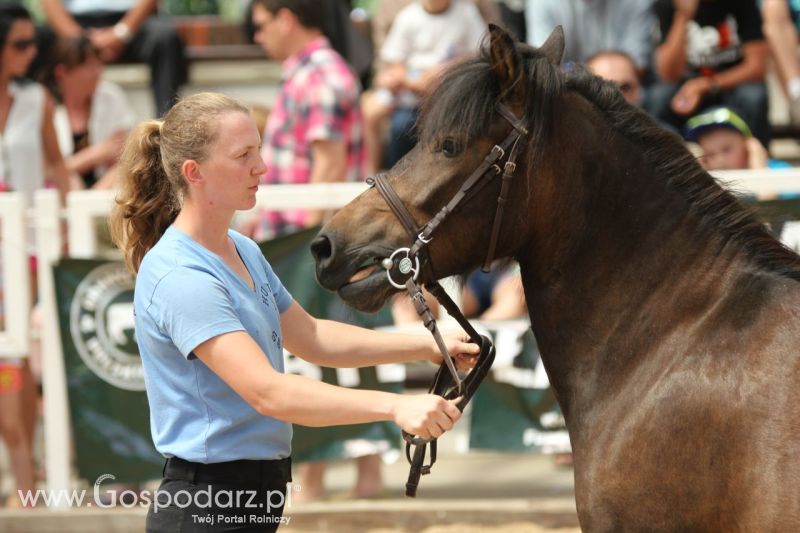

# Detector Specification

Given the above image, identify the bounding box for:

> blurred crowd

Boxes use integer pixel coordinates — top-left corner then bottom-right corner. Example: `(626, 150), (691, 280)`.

(0, 0), (798, 507)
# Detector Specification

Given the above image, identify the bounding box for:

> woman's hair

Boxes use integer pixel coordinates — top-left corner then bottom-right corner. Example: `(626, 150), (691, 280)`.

(109, 92), (250, 273)
(0, 4), (32, 48)
(38, 35), (101, 101)
(0, 5), (34, 86)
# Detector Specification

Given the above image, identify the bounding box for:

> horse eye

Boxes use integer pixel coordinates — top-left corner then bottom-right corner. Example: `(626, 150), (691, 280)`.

(441, 138), (463, 157)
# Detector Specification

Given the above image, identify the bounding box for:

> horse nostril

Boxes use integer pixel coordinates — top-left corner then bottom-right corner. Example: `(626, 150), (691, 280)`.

(310, 234), (333, 265)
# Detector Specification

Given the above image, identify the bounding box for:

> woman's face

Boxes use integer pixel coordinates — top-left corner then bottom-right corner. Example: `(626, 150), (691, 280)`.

(57, 52), (103, 102)
(1, 19), (37, 79)
(193, 111), (267, 212)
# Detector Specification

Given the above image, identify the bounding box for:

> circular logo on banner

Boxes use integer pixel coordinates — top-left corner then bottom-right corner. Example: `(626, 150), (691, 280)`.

(69, 263), (144, 391)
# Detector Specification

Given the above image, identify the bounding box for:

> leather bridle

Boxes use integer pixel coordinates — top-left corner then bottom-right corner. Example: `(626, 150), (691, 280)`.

(366, 103), (528, 497)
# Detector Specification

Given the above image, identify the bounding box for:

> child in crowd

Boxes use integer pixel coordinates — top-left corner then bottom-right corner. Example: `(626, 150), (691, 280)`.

(684, 107), (792, 171)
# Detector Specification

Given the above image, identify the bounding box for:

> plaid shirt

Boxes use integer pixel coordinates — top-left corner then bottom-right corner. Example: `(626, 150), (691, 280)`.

(260, 36), (365, 237)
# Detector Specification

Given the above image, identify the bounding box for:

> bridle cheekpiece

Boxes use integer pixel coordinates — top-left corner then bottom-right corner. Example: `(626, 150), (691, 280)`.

(366, 103), (528, 497)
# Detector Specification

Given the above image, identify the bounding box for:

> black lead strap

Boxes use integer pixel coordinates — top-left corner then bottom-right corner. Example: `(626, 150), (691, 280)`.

(367, 104), (525, 497)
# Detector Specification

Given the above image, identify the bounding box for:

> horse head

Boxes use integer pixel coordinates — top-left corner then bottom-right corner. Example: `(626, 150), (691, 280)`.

(311, 25), (564, 312)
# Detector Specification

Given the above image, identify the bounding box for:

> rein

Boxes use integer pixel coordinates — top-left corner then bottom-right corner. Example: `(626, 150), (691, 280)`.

(367, 103), (528, 497)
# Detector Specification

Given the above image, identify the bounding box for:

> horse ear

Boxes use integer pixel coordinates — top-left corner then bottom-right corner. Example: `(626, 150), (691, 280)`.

(488, 23), (520, 88)
(538, 25), (565, 66)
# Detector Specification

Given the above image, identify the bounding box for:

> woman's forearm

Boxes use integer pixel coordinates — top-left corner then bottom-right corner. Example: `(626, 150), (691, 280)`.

(300, 319), (435, 367)
(258, 372), (398, 426)
(66, 134), (125, 175)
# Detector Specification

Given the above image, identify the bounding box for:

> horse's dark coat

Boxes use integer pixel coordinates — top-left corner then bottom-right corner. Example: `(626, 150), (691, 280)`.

(312, 25), (800, 531)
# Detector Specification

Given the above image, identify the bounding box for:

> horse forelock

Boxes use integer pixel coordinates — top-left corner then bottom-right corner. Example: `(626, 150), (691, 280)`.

(417, 43), (562, 200)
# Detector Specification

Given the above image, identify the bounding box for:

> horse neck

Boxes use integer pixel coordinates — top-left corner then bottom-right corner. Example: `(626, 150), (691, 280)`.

(515, 97), (754, 418)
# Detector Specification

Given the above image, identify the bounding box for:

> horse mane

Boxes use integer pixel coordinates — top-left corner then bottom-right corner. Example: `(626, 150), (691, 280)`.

(564, 68), (800, 280)
(417, 40), (800, 280)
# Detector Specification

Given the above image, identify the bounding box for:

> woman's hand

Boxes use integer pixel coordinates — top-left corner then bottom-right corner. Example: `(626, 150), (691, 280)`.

(428, 334), (481, 371)
(393, 394), (462, 440)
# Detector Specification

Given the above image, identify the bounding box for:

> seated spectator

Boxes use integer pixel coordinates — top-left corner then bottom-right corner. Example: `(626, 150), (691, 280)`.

(37, 0), (186, 116)
(586, 50), (643, 106)
(761, 0), (800, 124)
(525, 0), (656, 74)
(371, 0), (499, 57)
(684, 106), (792, 170)
(647, 0), (771, 148)
(39, 35), (136, 190)
(362, 0), (486, 174)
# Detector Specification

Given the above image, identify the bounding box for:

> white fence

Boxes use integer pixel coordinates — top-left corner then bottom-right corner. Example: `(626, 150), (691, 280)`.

(0, 170), (795, 505)
(0, 192), (30, 358)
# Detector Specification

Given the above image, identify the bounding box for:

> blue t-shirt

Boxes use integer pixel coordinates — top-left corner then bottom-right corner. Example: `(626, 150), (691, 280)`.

(134, 226), (293, 463)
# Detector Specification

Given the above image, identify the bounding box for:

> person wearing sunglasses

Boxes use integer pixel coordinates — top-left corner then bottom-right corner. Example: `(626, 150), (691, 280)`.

(0, 4), (71, 509)
(0, 4), (70, 204)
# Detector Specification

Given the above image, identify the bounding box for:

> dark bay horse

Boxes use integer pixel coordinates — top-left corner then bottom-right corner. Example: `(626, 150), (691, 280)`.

(311, 25), (800, 531)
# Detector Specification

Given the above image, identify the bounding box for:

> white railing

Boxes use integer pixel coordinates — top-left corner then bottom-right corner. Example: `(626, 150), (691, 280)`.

(7, 170), (799, 505)
(34, 190), (70, 500)
(66, 182), (371, 258)
(0, 192), (30, 358)
(712, 169), (800, 198)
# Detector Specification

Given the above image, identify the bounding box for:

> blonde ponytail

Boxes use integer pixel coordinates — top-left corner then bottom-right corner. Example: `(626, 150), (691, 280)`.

(110, 121), (180, 273)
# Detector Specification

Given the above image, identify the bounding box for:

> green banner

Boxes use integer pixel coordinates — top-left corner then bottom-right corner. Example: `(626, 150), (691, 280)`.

(468, 323), (569, 453)
(54, 259), (163, 483)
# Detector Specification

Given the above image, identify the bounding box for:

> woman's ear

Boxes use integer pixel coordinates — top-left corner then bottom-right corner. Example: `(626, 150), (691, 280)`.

(182, 160), (202, 185)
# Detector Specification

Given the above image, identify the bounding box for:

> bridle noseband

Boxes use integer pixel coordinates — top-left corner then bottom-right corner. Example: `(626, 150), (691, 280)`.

(367, 103), (528, 497)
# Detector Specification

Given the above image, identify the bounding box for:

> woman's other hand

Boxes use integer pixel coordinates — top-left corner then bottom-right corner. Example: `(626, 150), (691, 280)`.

(393, 394), (462, 440)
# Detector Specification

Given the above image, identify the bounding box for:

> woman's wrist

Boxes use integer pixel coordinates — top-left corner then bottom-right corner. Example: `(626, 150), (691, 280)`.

(423, 336), (438, 363)
(383, 392), (400, 423)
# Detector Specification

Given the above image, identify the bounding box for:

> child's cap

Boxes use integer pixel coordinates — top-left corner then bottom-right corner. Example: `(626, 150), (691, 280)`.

(684, 107), (752, 143)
